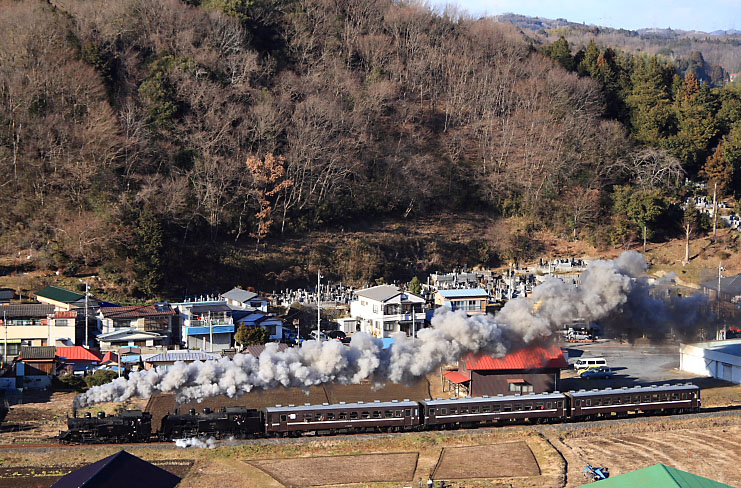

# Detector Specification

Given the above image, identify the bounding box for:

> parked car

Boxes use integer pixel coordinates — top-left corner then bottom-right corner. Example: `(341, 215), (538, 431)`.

(309, 330), (328, 341)
(327, 330), (346, 340)
(580, 366), (615, 380)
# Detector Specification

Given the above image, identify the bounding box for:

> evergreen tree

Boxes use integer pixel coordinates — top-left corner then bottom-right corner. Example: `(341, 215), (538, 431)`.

(544, 37), (575, 71)
(409, 276), (421, 295)
(626, 57), (675, 146)
(235, 325), (270, 346)
(133, 206), (164, 297)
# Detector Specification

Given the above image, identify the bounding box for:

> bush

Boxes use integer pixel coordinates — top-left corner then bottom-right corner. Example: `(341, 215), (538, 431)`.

(84, 369), (119, 388)
(54, 374), (87, 392)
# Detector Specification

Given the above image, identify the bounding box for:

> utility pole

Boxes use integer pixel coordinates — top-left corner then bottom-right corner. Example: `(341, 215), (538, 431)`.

(718, 262), (723, 340)
(84, 282), (89, 348)
(317, 269), (320, 335)
(643, 224), (647, 252)
(209, 310), (213, 353)
(3, 311), (6, 366)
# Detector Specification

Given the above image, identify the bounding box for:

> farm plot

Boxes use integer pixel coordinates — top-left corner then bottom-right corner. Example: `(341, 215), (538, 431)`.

(432, 441), (541, 480)
(247, 452), (418, 486)
(562, 425), (741, 487)
(0, 460), (194, 488)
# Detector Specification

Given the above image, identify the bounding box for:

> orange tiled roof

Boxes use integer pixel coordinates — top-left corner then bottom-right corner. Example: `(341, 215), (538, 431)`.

(56, 346), (101, 362)
(463, 344), (568, 371)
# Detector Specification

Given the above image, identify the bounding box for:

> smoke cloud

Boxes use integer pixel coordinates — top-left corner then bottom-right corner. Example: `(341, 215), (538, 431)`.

(76, 251), (709, 407)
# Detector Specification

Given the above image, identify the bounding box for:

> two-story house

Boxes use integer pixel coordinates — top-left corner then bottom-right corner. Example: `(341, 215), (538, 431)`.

(96, 304), (176, 350)
(434, 288), (488, 315)
(0, 304), (77, 361)
(173, 301), (236, 352)
(349, 285), (426, 338)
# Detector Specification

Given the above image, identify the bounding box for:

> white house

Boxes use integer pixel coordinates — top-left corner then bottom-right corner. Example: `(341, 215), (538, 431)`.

(172, 301), (236, 352)
(349, 285), (425, 338)
(221, 287), (269, 312)
(434, 288), (488, 315)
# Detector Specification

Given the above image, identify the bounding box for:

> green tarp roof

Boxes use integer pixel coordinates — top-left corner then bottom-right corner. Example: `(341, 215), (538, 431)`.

(582, 464), (734, 488)
(35, 286), (84, 303)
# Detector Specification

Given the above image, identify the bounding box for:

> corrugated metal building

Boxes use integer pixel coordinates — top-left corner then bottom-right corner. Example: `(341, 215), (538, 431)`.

(445, 344), (568, 397)
(680, 339), (741, 384)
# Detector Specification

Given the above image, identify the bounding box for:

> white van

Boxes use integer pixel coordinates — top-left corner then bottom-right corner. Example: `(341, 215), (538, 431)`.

(574, 357), (607, 371)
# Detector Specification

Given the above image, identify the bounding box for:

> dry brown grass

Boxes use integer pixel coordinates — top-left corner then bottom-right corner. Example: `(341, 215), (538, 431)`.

(432, 441), (540, 479)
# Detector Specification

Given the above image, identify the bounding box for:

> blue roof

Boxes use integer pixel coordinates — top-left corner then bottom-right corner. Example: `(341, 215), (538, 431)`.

(381, 338), (395, 349)
(438, 288), (488, 298)
(184, 325), (235, 336)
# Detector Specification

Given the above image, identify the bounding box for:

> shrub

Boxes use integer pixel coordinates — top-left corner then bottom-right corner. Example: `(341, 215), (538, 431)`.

(84, 369), (119, 388)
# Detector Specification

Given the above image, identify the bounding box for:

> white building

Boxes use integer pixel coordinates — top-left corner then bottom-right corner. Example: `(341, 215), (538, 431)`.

(680, 339), (741, 384)
(349, 285), (425, 338)
(220, 288), (269, 312)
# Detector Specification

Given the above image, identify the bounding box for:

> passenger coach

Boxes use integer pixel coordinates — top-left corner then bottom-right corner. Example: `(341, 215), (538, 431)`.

(263, 399), (420, 435)
(421, 391), (568, 428)
(565, 383), (700, 420)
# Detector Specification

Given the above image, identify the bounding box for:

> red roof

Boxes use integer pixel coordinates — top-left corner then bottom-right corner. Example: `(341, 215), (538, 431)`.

(101, 351), (119, 363)
(463, 345), (568, 371)
(443, 371), (471, 384)
(56, 346), (101, 362)
(99, 304), (175, 319)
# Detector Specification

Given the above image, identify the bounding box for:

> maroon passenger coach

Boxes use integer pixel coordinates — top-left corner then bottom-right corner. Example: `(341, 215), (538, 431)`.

(565, 383), (700, 420)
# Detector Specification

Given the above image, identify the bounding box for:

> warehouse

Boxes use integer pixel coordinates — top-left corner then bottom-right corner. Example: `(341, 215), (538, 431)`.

(679, 339), (741, 384)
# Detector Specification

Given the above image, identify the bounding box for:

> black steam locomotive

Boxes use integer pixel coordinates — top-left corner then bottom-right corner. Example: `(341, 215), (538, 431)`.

(59, 383), (700, 444)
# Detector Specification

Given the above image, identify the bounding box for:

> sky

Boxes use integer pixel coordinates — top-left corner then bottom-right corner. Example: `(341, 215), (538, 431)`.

(436, 0), (741, 33)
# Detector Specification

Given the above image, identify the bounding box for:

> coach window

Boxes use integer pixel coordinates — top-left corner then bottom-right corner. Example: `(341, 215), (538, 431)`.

(482, 406), (490, 413)
(594, 399), (601, 406)
(652, 394), (659, 402)
(327, 413), (335, 420)
(280, 414), (287, 422)
(395, 410), (402, 417)
(350, 412), (358, 420)
(604, 398), (611, 406)
(491, 404), (500, 413)
(450, 408), (457, 415)
(440, 408), (447, 415)
(471, 406), (478, 414)
(536, 402), (544, 410)
(557, 401), (563, 408)
(339, 412), (347, 420)
(502, 404), (512, 412)
(361, 411), (370, 419)
(373, 410), (381, 418)
(681, 393), (687, 400)
(671, 393), (679, 400)
(546, 402), (551, 409)
(614, 397), (620, 405)
(460, 407), (468, 414)
(585, 400), (591, 407)
(385, 410), (393, 418)
(404, 409), (411, 417)
(575, 400), (581, 407)
(304, 414), (312, 422)
(429, 408), (435, 415)
(624, 396), (630, 404)
(315, 413), (323, 421)
(523, 403), (531, 410)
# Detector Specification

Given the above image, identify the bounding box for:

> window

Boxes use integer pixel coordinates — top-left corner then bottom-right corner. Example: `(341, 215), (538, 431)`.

(280, 415), (287, 422)
(508, 382), (534, 394)
(585, 400), (591, 407)
(404, 409), (411, 417)
(492, 404), (500, 413)
(523, 404), (531, 410)
(384, 410), (393, 418)
(502, 404), (512, 412)
(440, 408), (447, 415)
(651, 394), (659, 402)
(384, 323), (394, 331)
(327, 413), (335, 420)
(603, 398), (611, 406)
(361, 411), (370, 419)
(460, 407), (468, 414)
(339, 412), (347, 420)
(350, 412), (358, 420)
(395, 410), (402, 417)
(614, 397), (621, 405)
(471, 407), (479, 414)
(536, 402), (543, 410)
(450, 408), (457, 415)
(556, 401), (563, 408)
(55, 319), (69, 327)
(482, 406), (490, 413)
(546, 402), (552, 409)
(372, 410), (381, 418)
(681, 393), (687, 400)
(304, 414), (312, 422)
(314, 413), (322, 421)
(429, 408), (435, 415)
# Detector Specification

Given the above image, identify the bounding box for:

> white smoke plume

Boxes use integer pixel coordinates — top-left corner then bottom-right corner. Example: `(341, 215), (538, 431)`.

(175, 436), (217, 449)
(76, 251), (708, 407)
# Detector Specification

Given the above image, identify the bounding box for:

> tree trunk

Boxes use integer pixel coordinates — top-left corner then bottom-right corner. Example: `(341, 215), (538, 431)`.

(683, 224), (691, 265)
(712, 182), (718, 239)
(643, 225), (647, 252)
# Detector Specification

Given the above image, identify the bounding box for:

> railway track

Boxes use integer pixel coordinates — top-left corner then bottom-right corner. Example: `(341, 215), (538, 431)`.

(2, 405), (739, 452)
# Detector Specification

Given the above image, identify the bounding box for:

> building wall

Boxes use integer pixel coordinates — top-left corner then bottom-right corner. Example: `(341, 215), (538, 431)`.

(186, 332), (232, 352)
(680, 342), (741, 384)
(469, 369), (560, 397)
(0, 324), (76, 346)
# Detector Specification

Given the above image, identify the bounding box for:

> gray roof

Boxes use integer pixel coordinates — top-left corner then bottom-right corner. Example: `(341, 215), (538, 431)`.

(354, 285), (402, 302)
(188, 303), (233, 314)
(1, 303), (55, 318)
(701, 274), (741, 295)
(421, 392), (566, 407)
(221, 288), (258, 303)
(241, 344), (290, 357)
(265, 399), (419, 413)
(20, 346), (56, 360)
(0, 290), (13, 300)
(145, 350), (220, 363)
(566, 383), (698, 398)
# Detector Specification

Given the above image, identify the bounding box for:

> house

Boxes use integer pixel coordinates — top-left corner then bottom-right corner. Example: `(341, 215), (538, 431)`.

(17, 346), (59, 389)
(50, 450), (181, 488)
(444, 344), (568, 397)
(175, 301), (236, 352)
(241, 343), (290, 357)
(96, 329), (168, 350)
(56, 346), (101, 374)
(221, 287), (269, 312)
(434, 288), (488, 315)
(349, 285), (426, 338)
(0, 304), (77, 361)
(232, 310), (283, 342)
(97, 304), (176, 346)
(35, 286), (93, 312)
(576, 463), (734, 488)
(143, 350), (220, 372)
(0, 289), (13, 305)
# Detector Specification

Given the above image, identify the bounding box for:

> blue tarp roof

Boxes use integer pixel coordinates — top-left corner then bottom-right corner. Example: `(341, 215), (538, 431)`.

(437, 288), (488, 298)
(381, 338), (395, 349)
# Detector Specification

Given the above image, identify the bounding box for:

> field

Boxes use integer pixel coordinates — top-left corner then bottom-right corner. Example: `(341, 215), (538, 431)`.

(432, 442), (541, 480)
(248, 452), (419, 486)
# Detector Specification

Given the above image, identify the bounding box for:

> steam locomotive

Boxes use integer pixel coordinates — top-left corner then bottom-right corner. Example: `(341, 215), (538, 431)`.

(59, 383), (700, 444)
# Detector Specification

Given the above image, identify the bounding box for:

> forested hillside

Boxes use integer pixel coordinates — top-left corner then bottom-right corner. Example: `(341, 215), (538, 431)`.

(1, 0), (740, 298)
